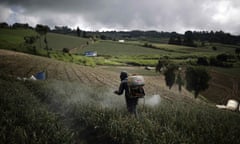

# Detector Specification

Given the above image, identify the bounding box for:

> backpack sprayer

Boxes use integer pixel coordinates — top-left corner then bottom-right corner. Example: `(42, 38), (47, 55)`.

(128, 75), (146, 109)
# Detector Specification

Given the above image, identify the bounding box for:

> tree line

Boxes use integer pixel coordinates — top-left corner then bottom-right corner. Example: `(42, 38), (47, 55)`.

(169, 30), (240, 46)
(156, 59), (211, 98)
(1, 22), (240, 46)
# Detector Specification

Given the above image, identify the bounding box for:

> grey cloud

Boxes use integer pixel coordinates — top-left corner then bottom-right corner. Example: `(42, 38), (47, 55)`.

(0, 0), (239, 34)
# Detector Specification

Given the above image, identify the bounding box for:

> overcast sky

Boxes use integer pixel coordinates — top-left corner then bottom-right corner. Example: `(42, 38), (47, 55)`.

(0, 0), (240, 34)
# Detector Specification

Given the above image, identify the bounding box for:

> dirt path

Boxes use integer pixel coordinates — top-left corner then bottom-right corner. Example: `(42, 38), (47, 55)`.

(202, 69), (240, 104)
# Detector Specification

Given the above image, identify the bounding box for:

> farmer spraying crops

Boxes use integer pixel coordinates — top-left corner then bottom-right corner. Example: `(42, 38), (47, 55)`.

(114, 71), (145, 118)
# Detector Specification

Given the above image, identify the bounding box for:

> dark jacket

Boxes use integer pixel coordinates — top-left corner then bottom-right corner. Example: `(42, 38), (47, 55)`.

(116, 78), (138, 106)
(116, 78), (130, 97)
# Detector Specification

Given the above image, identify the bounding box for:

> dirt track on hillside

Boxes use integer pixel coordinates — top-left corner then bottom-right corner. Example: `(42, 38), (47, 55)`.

(0, 49), (217, 104)
(202, 69), (240, 104)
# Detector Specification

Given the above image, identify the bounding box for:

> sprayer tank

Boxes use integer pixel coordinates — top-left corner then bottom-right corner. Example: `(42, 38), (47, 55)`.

(128, 75), (145, 86)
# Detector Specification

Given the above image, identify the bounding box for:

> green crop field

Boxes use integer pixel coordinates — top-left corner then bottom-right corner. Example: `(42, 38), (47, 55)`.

(76, 40), (168, 56)
(1, 43), (240, 143)
(45, 33), (89, 51)
(0, 28), (37, 50)
(0, 28), (37, 43)
(1, 74), (240, 144)
(1, 28), (239, 67)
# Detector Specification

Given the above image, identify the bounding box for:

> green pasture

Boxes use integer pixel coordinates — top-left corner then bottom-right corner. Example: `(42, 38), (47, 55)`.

(1, 28), (238, 58)
(76, 40), (168, 56)
(0, 28), (239, 67)
(0, 28), (36, 50)
(0, 28), (36, 43)
(45, 33), (88, 50)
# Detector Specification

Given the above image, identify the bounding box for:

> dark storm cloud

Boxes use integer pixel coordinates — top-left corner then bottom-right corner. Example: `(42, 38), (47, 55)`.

(0, 0), (239, 34)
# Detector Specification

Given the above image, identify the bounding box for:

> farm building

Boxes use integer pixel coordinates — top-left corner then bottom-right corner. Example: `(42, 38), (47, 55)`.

(85, 51), (97, 57)
(118, 40), (125, 43)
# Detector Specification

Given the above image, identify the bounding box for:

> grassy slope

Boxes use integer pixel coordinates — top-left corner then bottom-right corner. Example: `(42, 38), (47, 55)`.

(0, 28), (37, 43)
(1, 28), (238, 57)
(1, 28), (238, 66)
(0, 48), (240, 143)
(0, 28), (37, 50)
(77, 40), (168, 56)
(0, 77), (73, 143)
(1, 28), (239, 103)
(46, 33), (88, 51)
(1, 76), (240, 144)
(0, 28), (89, 51)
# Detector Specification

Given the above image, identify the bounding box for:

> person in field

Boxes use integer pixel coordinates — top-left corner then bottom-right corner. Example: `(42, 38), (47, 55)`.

(114, 71), (139, 118)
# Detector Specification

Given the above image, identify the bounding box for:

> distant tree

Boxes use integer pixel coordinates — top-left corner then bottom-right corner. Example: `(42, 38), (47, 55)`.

(143, 43), (154, 48)
(185, 66), (211, 98)
(201, 41), (205, 47)
(209, 57), (219, 66)
(24, 36), (37, 54)
(216, 53), (228, 62)
(0, 22), (9, 28)
(35, 24), (50, 57)
(100, 35), (107, 40)
(212, 46), (217, 51)
(156, 58), (169, 72)
(24, 36), (37, 45)
(35, 24), (49, 49)
(168, 32), (182, 45)
(82, 31), (87, 38)
(197, 57), (209, 66)
(77, 27), (81, 37)
(35, 24), (49, 36)
(183, 31), (196, 47)
(12, 23), (29, 29)
(164, 64), (177, 89)
(235, 48), (240, 58)
(53, 26), (72, 34)
(62, 48), (70, 53)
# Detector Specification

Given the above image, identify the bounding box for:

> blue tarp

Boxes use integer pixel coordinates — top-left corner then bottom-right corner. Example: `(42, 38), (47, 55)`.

(35, 71), (46, 80)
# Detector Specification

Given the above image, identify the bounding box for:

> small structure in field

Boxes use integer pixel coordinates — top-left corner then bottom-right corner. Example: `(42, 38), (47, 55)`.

(118, 40), (125, 43)
(216, 99), (239, 111)
(85, 51), (97, 57)
(145, 66), (155, 70)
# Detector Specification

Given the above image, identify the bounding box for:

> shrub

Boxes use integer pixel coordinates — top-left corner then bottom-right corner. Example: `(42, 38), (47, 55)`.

(210, 56), (234, 68)
(185, 66), (211, 98)
(212, 46), (217, 51)
(197, 57), (209, 66)
(156, 58), (169, 72)
(164, 64), (177, 89)
(62, 47), (70, 53)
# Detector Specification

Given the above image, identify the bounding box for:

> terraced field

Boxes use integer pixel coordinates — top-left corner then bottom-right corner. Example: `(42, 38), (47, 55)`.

(202, 69), (240, 104)
(0, 49), (195, 102)
(1, 49), (239, 105)
(1, 49), (240, 144)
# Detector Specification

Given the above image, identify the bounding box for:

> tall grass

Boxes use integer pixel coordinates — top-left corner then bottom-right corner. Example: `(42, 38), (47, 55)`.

(24, 80), (240, 144)
(0, 77), (73, 144)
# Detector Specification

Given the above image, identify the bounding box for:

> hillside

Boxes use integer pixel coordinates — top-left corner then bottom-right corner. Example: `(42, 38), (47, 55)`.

(0, 49), (194, 101)
(1, 48), (240, 106)
(1, 49), (240, 144)
(1, 28), (240, 105)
